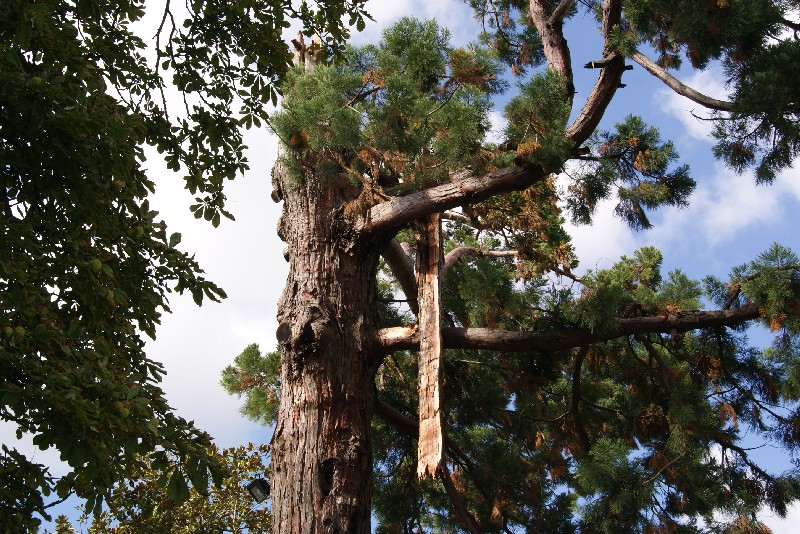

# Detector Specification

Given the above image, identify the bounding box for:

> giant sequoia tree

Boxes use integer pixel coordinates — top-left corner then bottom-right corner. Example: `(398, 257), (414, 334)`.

(254, 1), (800, 532)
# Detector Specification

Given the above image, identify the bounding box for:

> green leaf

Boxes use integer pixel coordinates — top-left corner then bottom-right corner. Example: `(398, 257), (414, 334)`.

(167, 470), (191, 504)
(186, 457), (209, 496)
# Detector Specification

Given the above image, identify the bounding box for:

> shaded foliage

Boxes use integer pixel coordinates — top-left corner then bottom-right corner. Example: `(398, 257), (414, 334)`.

(54, 444), (272, 533)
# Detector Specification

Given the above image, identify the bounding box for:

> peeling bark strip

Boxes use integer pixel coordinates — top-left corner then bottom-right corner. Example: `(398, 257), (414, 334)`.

(416, 214), (444, 479)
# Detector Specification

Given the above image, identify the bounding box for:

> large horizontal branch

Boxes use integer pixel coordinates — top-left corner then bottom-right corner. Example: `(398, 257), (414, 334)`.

(377, 304), (761, 353)
(629, 51), (734, 112)
(359, 165), (547, 238)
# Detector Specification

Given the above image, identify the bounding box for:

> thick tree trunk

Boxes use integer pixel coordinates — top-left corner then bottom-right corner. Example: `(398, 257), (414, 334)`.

(270, 157), (382, 533)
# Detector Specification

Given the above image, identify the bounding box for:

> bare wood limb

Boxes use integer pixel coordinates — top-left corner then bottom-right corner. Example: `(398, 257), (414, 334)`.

(360, 165), (547, 238)
(382, 239), (419, 316)
(441, 247), (518, 279)
(441, 211), (470, 224)
(629, 51), (734, 112)
(565, 0), (624, 145)
(416, 215), (444, 479)
(377, 303), (761, 354)
(373, 399), (491, 500)
(375, 400), (470, 464)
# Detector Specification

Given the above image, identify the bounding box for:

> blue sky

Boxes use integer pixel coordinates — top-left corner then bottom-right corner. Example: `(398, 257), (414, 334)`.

(5, 0), (800, 530)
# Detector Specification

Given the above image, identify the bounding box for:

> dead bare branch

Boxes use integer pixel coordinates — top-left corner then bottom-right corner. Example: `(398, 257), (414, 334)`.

(629, 52), (734, 112)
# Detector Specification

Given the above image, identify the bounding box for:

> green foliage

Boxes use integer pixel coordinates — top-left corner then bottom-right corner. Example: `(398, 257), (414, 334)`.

(269, 17), (504, 192)
(620, 0), (799, 183)
(567, 115), (695, 229)
(237, 6), (800, 531)
(228, 236), (800, 531)
(466, 0), (548, 75)
(624, 0), (781, 69)
(733, 244), (800, 335)
(576, 437), (653, 532)
(0, 0), (368, 527)
(574, 247), (703, 332)
(503, 68), (572, 169)
(220, 344), (281, 426)
(713, 39), (800, 183)
(55, 444), (272, 534)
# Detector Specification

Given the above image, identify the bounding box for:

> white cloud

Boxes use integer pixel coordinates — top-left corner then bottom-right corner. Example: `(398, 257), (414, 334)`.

(642, 162), (800, 262)
(557, 168), (639, 273)
(760, 504), (800, 534)
(563, 197), (639, 273)
(486, 110), (508, 144)
(354, 0), (481, 46)
(140, 127), (286, 449)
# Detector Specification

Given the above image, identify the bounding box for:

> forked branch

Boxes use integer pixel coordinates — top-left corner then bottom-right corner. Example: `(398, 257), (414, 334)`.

(565, 0), (624, 145)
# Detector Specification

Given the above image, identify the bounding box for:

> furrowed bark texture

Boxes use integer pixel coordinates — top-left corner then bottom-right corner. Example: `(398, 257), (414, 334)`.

(415, 215), (444, 479)
(270, 157), (381, 533)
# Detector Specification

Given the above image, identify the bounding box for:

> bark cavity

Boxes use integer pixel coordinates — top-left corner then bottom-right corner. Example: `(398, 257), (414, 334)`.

(320, 458), (337, 497)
